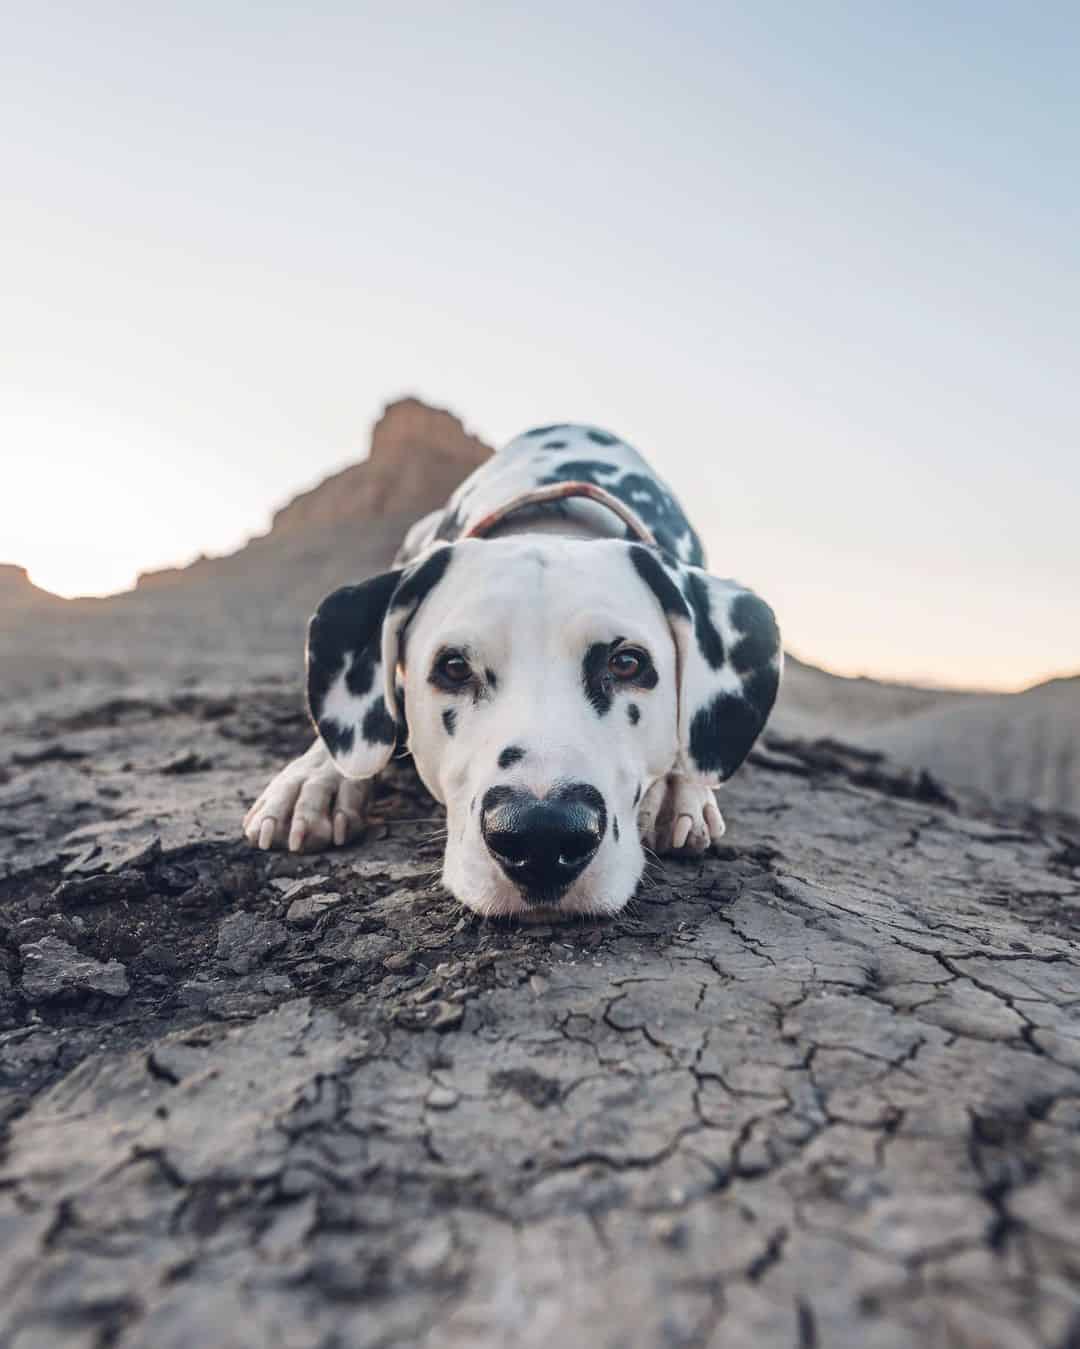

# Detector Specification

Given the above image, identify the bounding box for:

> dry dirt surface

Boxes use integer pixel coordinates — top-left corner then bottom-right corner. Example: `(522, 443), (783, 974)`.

(2, 687), (1080, 1349)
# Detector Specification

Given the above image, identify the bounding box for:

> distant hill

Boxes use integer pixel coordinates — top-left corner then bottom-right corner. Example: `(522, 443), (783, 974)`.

(773, 655), (968, 737)
(0, 397), (492, 706)
(853, 673), (1080, 816)
(0, 564), (65, 612)
(133, 397), (492, 607)
(770, 659), (1080, 817)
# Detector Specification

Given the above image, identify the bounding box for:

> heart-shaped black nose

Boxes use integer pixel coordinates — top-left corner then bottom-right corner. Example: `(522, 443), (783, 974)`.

(481, 784), (606, 902)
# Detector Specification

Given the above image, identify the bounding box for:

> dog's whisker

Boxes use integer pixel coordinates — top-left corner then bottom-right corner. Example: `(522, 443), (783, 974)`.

(366, 814), (447, 825)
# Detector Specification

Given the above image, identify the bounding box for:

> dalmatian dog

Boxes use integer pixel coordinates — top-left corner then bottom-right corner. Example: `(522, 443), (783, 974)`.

(244, 425), (782, 918)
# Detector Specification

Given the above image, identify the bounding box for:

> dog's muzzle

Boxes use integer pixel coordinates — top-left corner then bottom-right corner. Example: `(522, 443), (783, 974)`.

(481, 783), (607, 904)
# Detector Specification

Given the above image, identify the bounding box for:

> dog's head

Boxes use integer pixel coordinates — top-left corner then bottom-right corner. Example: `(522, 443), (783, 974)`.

(306, 537), (780, 917)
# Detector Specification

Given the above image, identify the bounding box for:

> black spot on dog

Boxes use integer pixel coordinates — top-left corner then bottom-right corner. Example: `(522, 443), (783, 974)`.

(525, 424), (566, 437)
(306, 569), (402, 722)
(743, 665), (781, 724)
(613, 815), (620, 843)
(344, 645), (377, 698)
(678, 536), (707, 569)
(582, 643), (614, 716)
(587, 428), (619, 445)
(627, 703), (640, 725)
(498, 745), (525, 770)
(317, 718), (354, 759)
(540, 458), (619, 485)
(362, 695), (397, 746)
(485, 668), (498, 690)
(729, 593), (781, 674)
(683, 572), (726, 670)
(617, 474), (704, 563)
(633, 782), (642, 807)
(688, 691), (764, 779)
(442, 708), (457, 736)
(391, 546), (452, 612)
(541, 439), (568, 450)
(629, 546), (689, 620)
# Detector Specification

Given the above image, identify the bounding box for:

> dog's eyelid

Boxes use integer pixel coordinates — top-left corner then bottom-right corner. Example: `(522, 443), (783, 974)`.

(610, 639), (652, 662)
(434, 643), (470, 661)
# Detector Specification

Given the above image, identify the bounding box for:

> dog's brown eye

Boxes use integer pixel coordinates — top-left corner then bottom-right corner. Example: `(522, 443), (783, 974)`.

(609, 648), (647, 680)
(434, 652), (472, 686)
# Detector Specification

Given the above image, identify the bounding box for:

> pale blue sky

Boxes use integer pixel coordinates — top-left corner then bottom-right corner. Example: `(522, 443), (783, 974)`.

(2, 1), (1078, 688)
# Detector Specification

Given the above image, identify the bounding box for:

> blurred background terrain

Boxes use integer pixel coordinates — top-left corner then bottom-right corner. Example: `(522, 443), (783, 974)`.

(4, 396), (1077, 816)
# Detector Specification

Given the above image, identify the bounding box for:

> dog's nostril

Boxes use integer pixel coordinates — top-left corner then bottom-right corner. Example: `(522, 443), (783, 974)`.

(557, 832), (599, 867)
(486, 832), (530, 867)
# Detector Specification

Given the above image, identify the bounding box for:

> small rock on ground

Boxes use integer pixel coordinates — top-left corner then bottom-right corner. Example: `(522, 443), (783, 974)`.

(19, 934), (130, 1002)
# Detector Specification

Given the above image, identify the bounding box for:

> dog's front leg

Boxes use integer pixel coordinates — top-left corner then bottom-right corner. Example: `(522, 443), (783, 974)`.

(243, 739), (373, 853)
(638, 773), (726, 856)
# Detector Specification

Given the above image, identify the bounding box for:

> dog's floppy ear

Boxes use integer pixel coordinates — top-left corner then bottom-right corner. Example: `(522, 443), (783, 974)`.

(628, 545), (782, 786)
(306, 546), (453, 779)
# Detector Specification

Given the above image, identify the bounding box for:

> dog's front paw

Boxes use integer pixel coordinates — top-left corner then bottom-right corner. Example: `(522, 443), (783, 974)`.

(243, 741), (373, 853)
(638, 775), (725, 856)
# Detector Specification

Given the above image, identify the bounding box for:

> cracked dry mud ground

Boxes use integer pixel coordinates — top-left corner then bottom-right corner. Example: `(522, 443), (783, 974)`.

(1, 687), (1079, 1348)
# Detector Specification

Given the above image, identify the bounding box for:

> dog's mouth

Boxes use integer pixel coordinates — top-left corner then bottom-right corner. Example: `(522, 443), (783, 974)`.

(508, 902), (580, 925)
(447, 864), (630, 923)
(465, 896), (617, 924)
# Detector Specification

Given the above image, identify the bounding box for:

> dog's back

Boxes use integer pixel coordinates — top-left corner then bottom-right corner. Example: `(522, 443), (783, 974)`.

(396, 424), (705, 569)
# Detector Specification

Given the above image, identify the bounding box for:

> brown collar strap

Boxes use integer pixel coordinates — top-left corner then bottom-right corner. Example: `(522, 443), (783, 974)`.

(463, 481), (657, 546)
